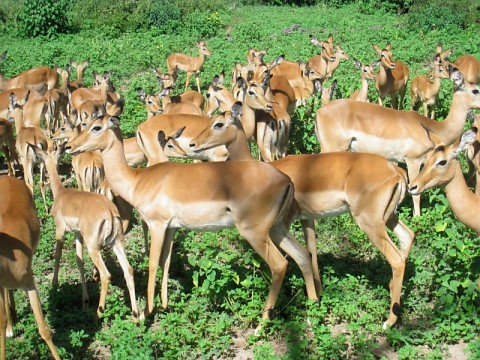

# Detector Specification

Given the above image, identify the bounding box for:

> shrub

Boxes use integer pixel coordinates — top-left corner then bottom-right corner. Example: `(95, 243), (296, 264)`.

(148, 1), (181, 34)
(406, 1), (467, 32)
(17, 0), (70, 38)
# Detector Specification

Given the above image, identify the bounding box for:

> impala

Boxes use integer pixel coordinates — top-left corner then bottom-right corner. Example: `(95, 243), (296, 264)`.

(408, 129), (480, 289)
(320, 79), (338, 106)
(0, 89), (46, 130)
(166, 41), (212, 92)
(158, 87), (203, 115)
(466, 113), (480, 194)
(349, 59), (379, 102)
(0, 176), (60, 360)
(0, 117), (18, 176)
(306, 34), (336, 79)
(204, 73), (237, 116)
(136, 113), (228, 165)
(437, 43), (480, 85)
(0, 52), (58, 95)
(30, 143), (140, 320)
(411, 61), (449, 119)
(64, 114), (318, 331)
(189, 103), (415, 328)
(44, 64), (70, 134)
(372, 41), (410, 109)
(308, 43), (350, 80)
(68, 57), (90, 91)
(315, 67), (480, 216)
(8, 93), (49, 212)
(137, 88), (163, 117)
(155, 69), (205, 110)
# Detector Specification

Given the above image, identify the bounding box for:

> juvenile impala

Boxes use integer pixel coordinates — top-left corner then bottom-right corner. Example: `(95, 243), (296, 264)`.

(0, 52), (58, 95)
(315, 67), (480, 216)
(410, 60), (449, 119)
(30, 143), (140, 321)
(0, 176), (60, 359)
(64, 114), (318, 332)
(372, 41), (410, 109)
(349, 59), (379, 102)
(408, 129), (480, 290)
(306, 34), (337, 79)
(189, 103), (415, 328)
(166, 41), (212, 92)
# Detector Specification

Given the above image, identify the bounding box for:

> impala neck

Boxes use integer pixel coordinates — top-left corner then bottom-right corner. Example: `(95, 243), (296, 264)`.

(197, 50), (205, 68)
(443, 161), (480, 235)
(430, 76), (441, 94)
(240, 102), (256, 140)
(226, 120), (254, 161)
(99, 129), (141, 207)
(44, 156), (64, 199)
(433, 91), (472, 144)
(358, 77), (369, 100)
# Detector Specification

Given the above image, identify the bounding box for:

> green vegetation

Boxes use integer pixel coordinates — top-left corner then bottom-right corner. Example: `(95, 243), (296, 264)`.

(0, 1), (479, 359)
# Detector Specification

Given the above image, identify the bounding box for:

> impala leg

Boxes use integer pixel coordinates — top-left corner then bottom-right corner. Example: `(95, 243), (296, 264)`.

(112, 241), (140, 320)
(195, 74), (201, 93)
(39, 162), (48, 214)
(256, 122), (273, 162)
(74, 234), (90, 310)
(0, 288), (6, 360)
(160, 228), (175, 309)
(141, 220), (149, 256)
(4, 290), (13, 338)
(387, 215), (415, 260)
(270, 223), (318, 301)
(476, 170), (480, 196)
(391, 94), (398, 110)
(357, 217), (405, 328)
(185, 72), (192, 92)
(52, 226), (66, 287)
(423, 103), (429, 117)
(145, 225), (167, 317)
(25, 281), (60, 360)
(301, 219), (323, 295)
(86, 243), (110, 317)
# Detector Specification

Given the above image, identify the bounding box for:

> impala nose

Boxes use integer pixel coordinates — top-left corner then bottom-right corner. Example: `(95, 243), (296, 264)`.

(408, 185), (418, 195)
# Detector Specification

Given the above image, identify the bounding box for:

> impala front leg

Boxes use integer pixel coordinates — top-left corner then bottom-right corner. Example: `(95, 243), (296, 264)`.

(160, 228), (176, 309)
(74, 234), (90, 310)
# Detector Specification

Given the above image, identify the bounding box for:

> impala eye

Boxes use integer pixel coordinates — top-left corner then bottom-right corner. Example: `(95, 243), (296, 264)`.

(214, 122), (224, 129)
(437, 160), (447, 167)
(248, 90), (255, 96)
(473, 89), (479, 95)
(91, 126), (102, 133)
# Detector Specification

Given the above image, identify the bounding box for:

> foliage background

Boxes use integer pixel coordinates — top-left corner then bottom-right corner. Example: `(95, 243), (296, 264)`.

(0, 0), (479, 358)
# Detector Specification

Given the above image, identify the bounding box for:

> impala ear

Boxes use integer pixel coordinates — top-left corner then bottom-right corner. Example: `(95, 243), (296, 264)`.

(173, 126), (186, 139)
(231, 102), (243, 119)
(372, 60), (381, 68)
(353, 58), (362, 70)
(455, 129), (477, 157)
(385, 41), (391, 50)
(157, 130), (167, 147)
(236, 77), (247, 91)
(138, 88), (146, 101)
(107, 116), (120, 129)
(372, 44), (382, 55)
(327, 34), (334, 44)
(449, 66), (465, 90)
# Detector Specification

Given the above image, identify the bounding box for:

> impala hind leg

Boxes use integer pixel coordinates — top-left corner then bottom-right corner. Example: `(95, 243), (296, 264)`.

(160, 228), (175, 309)
(74, 234), (90, 310)
(301, 219), (323, 295)
(86, 243), (110, 317)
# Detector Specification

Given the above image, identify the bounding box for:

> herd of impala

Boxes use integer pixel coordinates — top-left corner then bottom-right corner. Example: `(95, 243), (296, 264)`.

(0, 34), (479, 358)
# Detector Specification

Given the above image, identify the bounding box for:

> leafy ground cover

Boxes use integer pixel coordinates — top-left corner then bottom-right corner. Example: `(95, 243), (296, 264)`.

(0, 2), (479, 359)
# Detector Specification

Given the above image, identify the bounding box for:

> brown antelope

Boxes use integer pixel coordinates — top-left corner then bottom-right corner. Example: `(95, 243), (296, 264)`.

(30, 143), (140, 320)
(372, 41), (410, 109)
(155, 70), (205, 110)
(72, 151), (105, 193)
(44, 64), (70, 134)
(204, 73), (238, 116)
(315, 67), (480, 217)
(68, 58), (90, 91)
(408, 129), (480, 290)
(64, 114), (318, 332)
(0, 89), (46, 130)
(158, 87), (203, 115)
(437, 43), (480, 85)
(349, 59), (379, 102)
(189, 102), (415, 328)
(137, 89), (163, 117)
(466, 113), (480, 194)
(271, 60), (323, 106)
(320, 79), (338, 106)
(136, 113), (229, 165)
(166, 41), (212, 92)
(8, 93), (49, 212)
(0, 176), (60, 360)
(306, 34), (337, 80)
(411, 61), (449, 119)
(0, 118), (18, 176)
(309, 43), (350, 80)
(0, 52), (58, 95)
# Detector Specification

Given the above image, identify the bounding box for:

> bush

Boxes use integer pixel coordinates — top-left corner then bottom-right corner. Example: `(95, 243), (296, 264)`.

(406, 1), (467, 32)
(17, 0), (70, 37)
(148, 1), (181, 34)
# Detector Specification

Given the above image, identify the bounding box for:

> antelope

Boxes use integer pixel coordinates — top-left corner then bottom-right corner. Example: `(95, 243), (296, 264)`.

(68, 57), (90, 91)
(466, 113), (480, 194)
(0, 118), (18, 176)
(410, 61), (449, 119)
(158, 87), (203, 115)
(30, 143), (140, 320)
(0, 89), (47, 130)
(349, 59), (379, 102)
(204, 73), (238, 116)
(0, 52), (58, 95)
(137, 89), (163, 117)
(166, 41), (212, 92)
(306, 34), (337, 80)
(437, 43), (480, 85)
(308, 43), (350, 80)
(44, 64), (70, 134)
(72, 151), (105, 193)
(372, 41), (410, 109)
(136, 113), (229, 165)
(8, 93), (49, 212)
(0, 176), (60, 360)
(408, 129), (480, 290)
(155, 70), (205, 110)
(315, 67), (480, 216)
(64, 114), (319, 333)
(189, 102), (415, 328)
(320, 79), (338, 106)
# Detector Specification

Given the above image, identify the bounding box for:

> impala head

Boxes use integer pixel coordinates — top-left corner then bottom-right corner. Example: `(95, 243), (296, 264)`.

(197, 41), (212, 56)
(373, 42), (396, 69)
(158, 126), (187, 158)
(321, 79), (338, 106)
(190, 102), (243, 152)
(65, 115), (120, 155)
(310, 34), (336, 62)
(242, 80), (273, 112)
(52, 114), (78, 142)
(155, 68), (176, 88)
(205, 72), (235, 116)
(138, 88), (163, 116)
(434, 42), (453, 65)
(353, 59), (378, 81)
(335, 45), (350, 61)
(448, 66), (480, 108)
(247, 48), (267, 65)
(409, 129), (476, 195)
